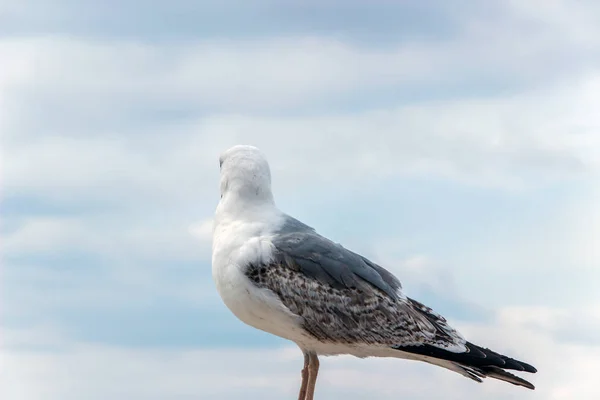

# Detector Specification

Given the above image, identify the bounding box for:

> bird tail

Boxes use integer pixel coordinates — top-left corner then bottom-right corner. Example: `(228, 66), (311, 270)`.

(393, 342), (537, 390)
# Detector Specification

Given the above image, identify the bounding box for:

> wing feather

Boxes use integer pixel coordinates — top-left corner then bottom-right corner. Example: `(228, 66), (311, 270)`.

(252, 221), (537, 389)
(247, 233), (466, 351)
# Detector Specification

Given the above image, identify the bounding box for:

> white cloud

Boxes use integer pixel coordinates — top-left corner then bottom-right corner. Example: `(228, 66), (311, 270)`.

(0, 36), (440, 113)
(3, 73), (599, 208)
(1, 213), (217, 320)
(3, 305), (599, 400)
(562, 187), (600, 269)
(188, 218), (213, 244)
(2, 0), (600, 108)
(3, 214), (212, 263)
(2, 5), (600, 400)
(3, 216), (97, 255)
(2, 1), (599, 205)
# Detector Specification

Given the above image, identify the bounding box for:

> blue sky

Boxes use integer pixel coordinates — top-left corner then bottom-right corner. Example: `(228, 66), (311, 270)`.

(2, 1), (600, 399)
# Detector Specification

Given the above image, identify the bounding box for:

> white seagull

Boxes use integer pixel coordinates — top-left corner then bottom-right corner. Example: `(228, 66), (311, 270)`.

(211, 145), (537, 400)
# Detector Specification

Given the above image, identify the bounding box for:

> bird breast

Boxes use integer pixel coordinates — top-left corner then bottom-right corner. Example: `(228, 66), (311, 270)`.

(211, 218), (305, 342)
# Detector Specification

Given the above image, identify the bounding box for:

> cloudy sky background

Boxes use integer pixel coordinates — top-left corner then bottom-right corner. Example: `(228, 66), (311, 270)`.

(2, 0), (600, 399)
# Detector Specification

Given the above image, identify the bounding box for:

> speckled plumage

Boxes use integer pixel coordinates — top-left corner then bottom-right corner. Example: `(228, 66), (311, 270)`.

(245, 249), (464, 350)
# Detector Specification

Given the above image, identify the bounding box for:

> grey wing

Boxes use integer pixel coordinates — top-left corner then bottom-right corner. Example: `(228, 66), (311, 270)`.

(248, 230), (467, 351)
(271, 229), (402, 299)
(249, 227), (537, 389)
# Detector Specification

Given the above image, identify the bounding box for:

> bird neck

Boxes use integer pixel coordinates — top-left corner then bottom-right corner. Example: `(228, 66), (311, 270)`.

(216, 189), (278, 223)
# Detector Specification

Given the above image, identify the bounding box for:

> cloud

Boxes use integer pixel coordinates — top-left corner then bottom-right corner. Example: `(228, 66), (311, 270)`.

(3, 214), (212, 263)
(2, 2), (600, 398)
(3, 1), (600, 208)
(1, 212), (217, 328)
(495, 306), (600, 347)
(3, 305), (600, 400)
(4, 72), (599, 211)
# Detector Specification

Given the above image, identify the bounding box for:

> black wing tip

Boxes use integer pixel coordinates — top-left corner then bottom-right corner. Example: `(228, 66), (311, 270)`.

(396, 342), (537, 374)
(522, 363), (538, 374)
(471, 343), (537, 374)
(392, 341), (537, 390)
(480, 365), (536, 390)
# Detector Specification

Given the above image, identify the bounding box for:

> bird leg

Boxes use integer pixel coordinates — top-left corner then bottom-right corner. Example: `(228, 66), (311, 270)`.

(297, 352), (310, 400)
(304, 352), (320, 400)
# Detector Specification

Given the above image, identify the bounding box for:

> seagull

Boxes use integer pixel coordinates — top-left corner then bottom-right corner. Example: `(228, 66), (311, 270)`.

(211, 145), (537, 400)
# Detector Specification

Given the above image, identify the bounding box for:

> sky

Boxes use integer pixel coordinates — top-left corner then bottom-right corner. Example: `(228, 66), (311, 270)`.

(1, 0), (600, 399)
